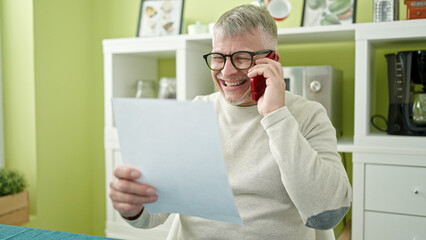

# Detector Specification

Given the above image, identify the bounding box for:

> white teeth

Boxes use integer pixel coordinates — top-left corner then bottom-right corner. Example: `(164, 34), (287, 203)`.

(224, 80), (246, 86)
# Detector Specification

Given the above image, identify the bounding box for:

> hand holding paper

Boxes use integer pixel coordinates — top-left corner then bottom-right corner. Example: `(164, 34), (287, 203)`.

(112, 98), (242, 225)
(109, 165), (157, 219)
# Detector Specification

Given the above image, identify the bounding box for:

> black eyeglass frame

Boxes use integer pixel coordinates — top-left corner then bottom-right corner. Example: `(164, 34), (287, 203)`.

(203, 49), (274, 71)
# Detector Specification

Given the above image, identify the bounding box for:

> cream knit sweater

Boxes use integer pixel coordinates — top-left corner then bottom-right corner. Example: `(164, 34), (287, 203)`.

(126, 91), (352, 239)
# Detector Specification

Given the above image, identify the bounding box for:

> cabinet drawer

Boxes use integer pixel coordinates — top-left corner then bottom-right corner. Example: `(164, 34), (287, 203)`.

(365, 211), (426, 240)
(365, 164), (426, 216)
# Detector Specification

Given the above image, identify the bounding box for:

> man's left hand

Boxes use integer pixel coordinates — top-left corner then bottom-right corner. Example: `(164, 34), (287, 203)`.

(248, 58), (286, 116)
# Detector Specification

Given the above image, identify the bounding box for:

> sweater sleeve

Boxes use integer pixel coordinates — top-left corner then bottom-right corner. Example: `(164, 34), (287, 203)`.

(260, 104), (352, 230)
(124, 210), (170, 229)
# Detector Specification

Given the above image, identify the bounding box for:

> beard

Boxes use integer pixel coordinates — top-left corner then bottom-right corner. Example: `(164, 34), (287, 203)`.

(225, 90), (253, 105)
(216, 73), (253, 106)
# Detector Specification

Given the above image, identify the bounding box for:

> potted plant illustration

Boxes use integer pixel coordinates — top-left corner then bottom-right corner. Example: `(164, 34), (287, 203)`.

(0, 168), (29, 225)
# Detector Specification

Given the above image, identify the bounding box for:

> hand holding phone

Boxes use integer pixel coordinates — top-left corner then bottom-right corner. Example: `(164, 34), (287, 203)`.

(250, 51), (279, 102)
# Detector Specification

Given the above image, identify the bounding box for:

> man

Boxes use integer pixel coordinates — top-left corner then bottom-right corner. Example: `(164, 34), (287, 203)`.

(109, 4), (352, 239)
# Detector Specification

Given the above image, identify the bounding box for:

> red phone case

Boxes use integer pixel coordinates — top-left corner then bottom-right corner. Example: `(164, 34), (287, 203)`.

(250, 51), (277, 102)
(250, 75), (267, 102)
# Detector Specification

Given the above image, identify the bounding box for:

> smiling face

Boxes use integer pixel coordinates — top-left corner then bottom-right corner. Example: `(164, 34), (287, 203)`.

(211, 29), (266, 106)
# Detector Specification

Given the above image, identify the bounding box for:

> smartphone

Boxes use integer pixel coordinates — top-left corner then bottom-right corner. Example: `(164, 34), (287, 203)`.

(250, 51), (278, 102)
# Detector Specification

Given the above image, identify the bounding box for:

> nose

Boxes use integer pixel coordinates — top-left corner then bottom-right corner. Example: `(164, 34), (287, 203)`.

(221, 57), (239, 77)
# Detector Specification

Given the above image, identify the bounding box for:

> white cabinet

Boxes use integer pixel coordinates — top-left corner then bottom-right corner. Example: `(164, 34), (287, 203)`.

(365, 164), (426, 216)
(364, 212), (426, 240)
(352, 153), (426, 240)
(103, 19), (426, 239)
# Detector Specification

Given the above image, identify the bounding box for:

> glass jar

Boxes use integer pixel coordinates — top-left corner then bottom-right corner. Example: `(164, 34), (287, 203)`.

(158, 77), (176, 99)
(374, 0), (396, 22)
(135, 80), (156, 98)
(413, 93), (426, 124)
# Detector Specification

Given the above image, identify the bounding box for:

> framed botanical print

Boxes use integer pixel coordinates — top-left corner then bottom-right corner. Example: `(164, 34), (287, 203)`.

(137, 0), (184, 37)
(302, 0), (356, 27)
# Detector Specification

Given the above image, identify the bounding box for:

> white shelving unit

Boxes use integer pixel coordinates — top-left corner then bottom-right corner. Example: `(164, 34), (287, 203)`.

(103, 19), (426, 240)
(354, 19), (426, 152)
(351, 20), (426, 240)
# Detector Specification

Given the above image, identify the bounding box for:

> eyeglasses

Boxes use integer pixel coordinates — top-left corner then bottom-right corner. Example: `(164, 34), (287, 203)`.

(203, 49), (274, 71)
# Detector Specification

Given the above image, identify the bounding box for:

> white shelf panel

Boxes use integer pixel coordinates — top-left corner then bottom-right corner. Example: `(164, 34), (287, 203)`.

(103, 36), (186, 54)
(103, 19), (426, 55)
(353, 151), (426, 166)
(354, 133), (426, 155)
(182, 20), (425, 45)
(356, 19), (426, 42)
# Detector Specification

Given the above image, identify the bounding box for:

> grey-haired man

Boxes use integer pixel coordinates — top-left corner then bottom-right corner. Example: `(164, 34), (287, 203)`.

(109, 4), (352, 239)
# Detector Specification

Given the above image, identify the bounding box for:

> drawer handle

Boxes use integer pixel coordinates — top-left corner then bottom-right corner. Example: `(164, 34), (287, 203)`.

(414, 189), (419, 194)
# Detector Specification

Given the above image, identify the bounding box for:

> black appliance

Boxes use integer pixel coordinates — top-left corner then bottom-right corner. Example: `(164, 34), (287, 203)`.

(386, 50), (426, 136)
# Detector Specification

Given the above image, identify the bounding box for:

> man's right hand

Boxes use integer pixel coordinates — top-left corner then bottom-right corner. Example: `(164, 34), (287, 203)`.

(109, 165), (158, 219)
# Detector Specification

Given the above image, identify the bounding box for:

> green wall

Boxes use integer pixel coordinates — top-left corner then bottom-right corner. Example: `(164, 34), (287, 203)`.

(0, 0), (409, 237)
(1, 0), (38, 216)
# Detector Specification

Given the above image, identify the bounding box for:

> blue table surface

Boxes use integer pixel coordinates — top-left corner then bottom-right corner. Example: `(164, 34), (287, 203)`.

(0, 224), (117, 240)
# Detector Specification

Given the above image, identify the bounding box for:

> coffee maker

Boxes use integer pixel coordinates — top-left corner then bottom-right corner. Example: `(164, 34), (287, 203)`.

(386, 50), (426, 136)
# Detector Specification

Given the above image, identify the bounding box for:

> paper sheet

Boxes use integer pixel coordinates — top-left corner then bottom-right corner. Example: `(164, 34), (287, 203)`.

(112, 98), (242, 225)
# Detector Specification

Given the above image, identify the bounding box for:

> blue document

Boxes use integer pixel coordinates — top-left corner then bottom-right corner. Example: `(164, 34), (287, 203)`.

(112, 98), (242, 225)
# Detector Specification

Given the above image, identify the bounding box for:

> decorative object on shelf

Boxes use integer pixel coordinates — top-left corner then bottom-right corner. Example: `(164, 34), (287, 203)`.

(266, 0), (292, 21)
(373, 0), (399, 22)
(0, 168), (29, 226)
(135, 80), (157, 98)
(301, 0), (356, 27)
(158, 77), (176, 99)
(405, 0), (426, 19)
(187, 21), (208, 35)
(136, 0), (184, 37)
(252, 0), (292, 21)
(385, 50), (426, 136)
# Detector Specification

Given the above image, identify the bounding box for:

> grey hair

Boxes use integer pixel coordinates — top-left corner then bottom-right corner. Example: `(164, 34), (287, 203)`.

(213, 4), (278, 49)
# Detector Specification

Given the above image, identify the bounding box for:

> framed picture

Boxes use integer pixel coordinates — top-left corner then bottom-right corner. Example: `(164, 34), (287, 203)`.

(137, 0), (184, 37)
(301, 0), (356, 27)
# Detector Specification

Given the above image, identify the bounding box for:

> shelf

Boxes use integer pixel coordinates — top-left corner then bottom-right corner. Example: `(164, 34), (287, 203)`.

(103, 36), (186, 54)
(103, 20), (426, 53)
(355, 19), (426, 43)
(180, 20), (425, 45)
(354, 133), (426, 155)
